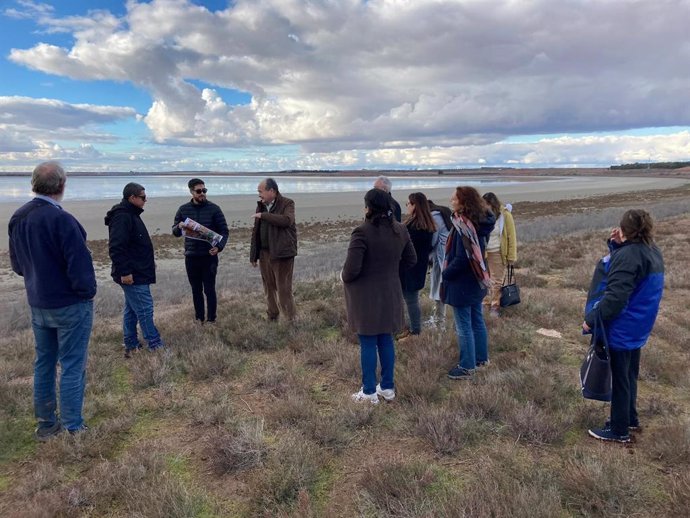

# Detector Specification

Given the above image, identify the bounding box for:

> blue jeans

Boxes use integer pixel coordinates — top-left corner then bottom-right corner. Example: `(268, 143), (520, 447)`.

(402, 289), (422, 334)
(358, 334), (395, 395)
(121, 284), (163, 350)
(31, 300), (93, 431)
(452, 303), (488, 370)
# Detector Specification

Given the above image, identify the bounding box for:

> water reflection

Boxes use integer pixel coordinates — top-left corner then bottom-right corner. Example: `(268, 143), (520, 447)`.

(0, 174), (550, 203)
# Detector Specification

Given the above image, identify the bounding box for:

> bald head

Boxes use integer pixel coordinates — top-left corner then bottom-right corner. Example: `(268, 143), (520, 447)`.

(31, 161), (66, 198)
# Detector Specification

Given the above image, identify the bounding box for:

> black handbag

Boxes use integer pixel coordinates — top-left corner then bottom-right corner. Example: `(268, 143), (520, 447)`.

(499, 265), (521, 307)
(580, 316), (612, 402)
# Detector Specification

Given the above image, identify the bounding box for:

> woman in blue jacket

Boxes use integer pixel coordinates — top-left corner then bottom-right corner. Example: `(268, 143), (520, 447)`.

(442, 187), (495, 379)
(584, 209), (664, 443)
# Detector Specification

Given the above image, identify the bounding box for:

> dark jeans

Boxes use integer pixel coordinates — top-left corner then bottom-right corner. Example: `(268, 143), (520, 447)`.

(358, 334), (395, 395)
(185, 254), (219, 322)
(402, 288), (422, 334)
(609, 348), (641, 435)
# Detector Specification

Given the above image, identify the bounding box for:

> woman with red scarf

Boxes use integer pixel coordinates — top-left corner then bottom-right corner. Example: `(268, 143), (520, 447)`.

(442, 186), (495, 379)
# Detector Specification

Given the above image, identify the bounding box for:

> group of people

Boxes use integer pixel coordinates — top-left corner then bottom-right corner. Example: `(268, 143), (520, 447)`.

(343, 183), (517, 403)
(9, 162), (664, 447)
(8, 162), (297, 440)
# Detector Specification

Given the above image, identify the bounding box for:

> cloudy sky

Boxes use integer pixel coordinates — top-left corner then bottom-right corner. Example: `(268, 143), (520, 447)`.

(1, 0), (689, 172)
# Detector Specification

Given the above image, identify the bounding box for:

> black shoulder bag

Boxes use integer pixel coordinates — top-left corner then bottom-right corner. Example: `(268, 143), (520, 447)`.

(580, 316), (612, 402)
(499, 264), (521, 307)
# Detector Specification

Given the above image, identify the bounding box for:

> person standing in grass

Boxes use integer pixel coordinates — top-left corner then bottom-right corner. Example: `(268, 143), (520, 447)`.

(398, 192), (436, 338)
(427, 199), (452, 327)
(250, 178), (298, 321)
(442, 186), (495, 380)
(343, 189), (417, 404)
(584, 209), (664, 444)
(482, 192), (517, 317)
(105, 182), (165, 358)
(9, 161), (96, 440)
(172, 178), (229, 325)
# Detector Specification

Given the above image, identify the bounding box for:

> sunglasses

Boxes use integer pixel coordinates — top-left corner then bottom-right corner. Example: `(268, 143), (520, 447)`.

(134, 194), (147, 201)
(193, 188), (208, 194)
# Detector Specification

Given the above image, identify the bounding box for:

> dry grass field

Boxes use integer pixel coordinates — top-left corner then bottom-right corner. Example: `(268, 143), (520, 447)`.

(1, 189), (689, 517)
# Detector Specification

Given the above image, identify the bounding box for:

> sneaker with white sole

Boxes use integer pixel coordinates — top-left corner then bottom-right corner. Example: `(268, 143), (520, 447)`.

(588, 426), (631, 443)
(351, 388), (379, 404)
(376, 384), (396, 401)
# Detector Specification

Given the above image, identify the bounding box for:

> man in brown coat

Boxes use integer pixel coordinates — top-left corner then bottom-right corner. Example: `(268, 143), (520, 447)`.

(250, 178), (298, 320)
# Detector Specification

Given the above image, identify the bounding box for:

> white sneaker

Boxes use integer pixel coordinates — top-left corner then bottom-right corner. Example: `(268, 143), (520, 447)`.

(376, 384), (396, 401)
(351, 388), (379, 404)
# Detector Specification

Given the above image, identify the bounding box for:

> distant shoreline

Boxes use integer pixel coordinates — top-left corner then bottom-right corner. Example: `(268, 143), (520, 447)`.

(1, 167), (689, 179)
(1, 175), (688, 249)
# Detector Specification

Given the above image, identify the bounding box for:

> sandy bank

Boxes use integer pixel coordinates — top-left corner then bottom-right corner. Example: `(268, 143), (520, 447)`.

(1, 175), (687, 249)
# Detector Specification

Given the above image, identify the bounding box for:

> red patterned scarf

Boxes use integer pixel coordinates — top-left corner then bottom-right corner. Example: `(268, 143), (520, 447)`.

(445, 213), (491, 290)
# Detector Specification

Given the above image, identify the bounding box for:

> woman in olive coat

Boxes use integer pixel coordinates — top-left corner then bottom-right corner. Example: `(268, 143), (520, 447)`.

(342, 189), (417, 404)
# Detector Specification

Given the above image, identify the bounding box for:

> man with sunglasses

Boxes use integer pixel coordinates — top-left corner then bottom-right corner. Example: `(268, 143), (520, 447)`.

(172, 178), (229, 324)
(105, 182), (164, 357)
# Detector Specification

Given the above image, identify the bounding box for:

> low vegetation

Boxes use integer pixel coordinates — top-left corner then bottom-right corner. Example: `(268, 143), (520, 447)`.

(0, 196), (689, 517)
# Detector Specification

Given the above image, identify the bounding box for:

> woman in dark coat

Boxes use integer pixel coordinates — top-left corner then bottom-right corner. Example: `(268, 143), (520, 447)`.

(342, 189), (417, 404)
(442, 186), (495, 380)
(399, 192), (436, 337)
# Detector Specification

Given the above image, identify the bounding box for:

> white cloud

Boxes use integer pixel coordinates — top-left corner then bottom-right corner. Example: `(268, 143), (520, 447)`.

(3, 0), (54, 20)
(4, 0), (690, 169)
(0, 96), (136, 129)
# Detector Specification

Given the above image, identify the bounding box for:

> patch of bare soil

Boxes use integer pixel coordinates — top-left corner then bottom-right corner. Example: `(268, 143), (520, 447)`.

(512, 183), (690, 220)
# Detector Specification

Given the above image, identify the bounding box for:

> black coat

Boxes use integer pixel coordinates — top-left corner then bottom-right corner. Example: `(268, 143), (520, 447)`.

(105, 200), (156, 285)
(400, 224), (434, 291)
(172, 199), (229, 256)
(389, 194), (402, 222)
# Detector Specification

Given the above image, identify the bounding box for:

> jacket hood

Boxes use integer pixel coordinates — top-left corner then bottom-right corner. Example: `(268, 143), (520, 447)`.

(104, 199), (143, 226)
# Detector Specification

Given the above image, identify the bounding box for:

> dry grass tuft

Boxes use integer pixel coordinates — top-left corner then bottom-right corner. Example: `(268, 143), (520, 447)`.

(414, 402), (494, 455)
(129, 347), (175, 389)
(248, 432), (325, 515)
(395, 333), (452, 402)
(647, 418), (690, 467)
(561, 447), (662, 515)
(357, 460), (443, 516)
(206, 419), (267, 475)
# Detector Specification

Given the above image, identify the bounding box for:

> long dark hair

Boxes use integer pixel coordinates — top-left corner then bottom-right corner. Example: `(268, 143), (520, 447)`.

(620, 209), (654, 245)
(482, 192), (501, 219)
(364, 188), (396, 230)
(406, 192), (436, 232)
(455, 186), (488, 227)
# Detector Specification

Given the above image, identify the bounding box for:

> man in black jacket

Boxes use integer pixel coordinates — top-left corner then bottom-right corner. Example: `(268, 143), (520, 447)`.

(105, 182), (164, 357)
(172, 178), (229, 324)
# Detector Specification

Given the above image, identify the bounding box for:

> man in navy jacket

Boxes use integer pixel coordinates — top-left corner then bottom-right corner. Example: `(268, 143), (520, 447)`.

(105, 182), (164, 357)
(9, 161), (96, 440)
(172, 178), (229, 323)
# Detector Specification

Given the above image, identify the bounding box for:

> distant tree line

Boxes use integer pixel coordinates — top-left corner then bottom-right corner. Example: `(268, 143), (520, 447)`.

(611, 161), (690, 170)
